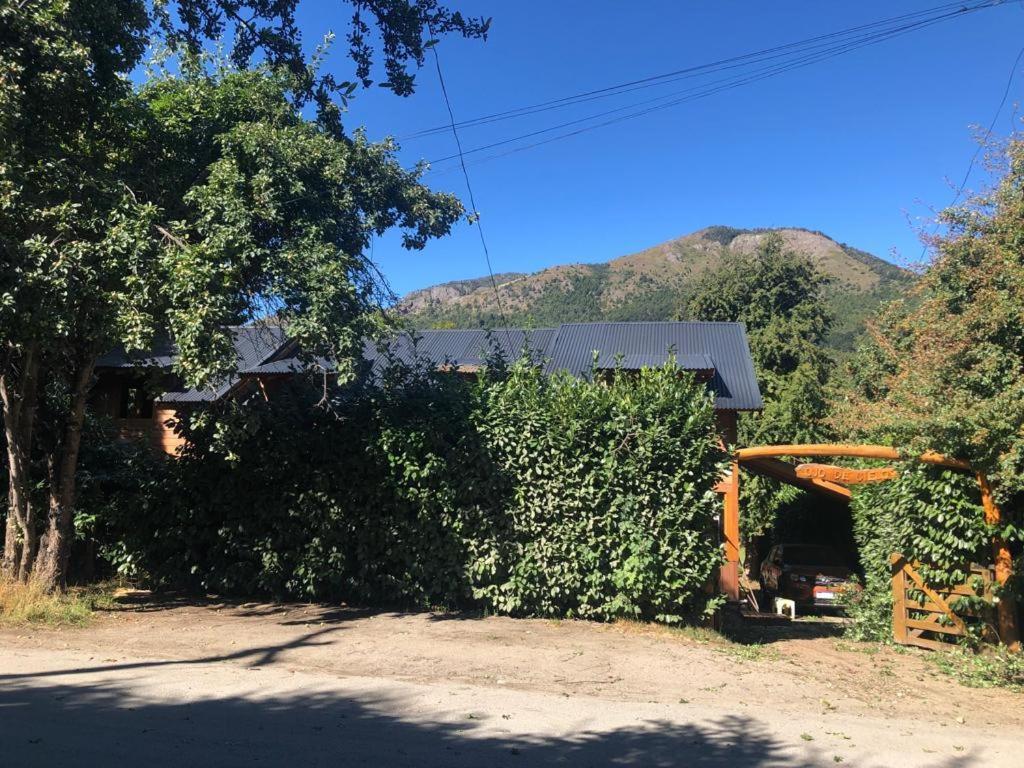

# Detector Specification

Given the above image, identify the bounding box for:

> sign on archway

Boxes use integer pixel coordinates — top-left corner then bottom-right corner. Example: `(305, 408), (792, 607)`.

(794, 463), (897, 484)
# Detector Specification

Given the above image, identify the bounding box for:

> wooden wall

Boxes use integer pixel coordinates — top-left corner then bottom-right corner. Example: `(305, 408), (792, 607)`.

(151, 405), (187, 455)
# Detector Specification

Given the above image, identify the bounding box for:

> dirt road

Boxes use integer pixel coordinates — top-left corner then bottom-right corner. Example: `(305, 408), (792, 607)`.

(2, 596), (1021, 766)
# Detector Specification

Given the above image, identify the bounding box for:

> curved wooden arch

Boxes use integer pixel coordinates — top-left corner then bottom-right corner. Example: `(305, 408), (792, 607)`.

(734, 443), (971, 471)
(721, 443), (1019, 650)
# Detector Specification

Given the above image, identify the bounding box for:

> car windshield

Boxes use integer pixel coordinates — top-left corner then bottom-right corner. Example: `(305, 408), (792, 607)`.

(783, 546), (846, 567)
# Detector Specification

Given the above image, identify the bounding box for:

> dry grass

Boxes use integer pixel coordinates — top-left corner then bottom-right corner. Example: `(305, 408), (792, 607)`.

(0, 576), (116, 627)
(609, 618), (729, 646)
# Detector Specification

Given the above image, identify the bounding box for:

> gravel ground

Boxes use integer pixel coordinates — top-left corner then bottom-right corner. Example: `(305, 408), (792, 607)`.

(1, 595), (1021, 767)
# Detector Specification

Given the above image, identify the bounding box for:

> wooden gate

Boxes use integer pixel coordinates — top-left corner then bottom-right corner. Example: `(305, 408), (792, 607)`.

(891, 553), (995, 651)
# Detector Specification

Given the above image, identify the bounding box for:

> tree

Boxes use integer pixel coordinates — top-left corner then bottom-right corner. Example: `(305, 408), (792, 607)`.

(682, 233), (835, 537)
(837, 136), (1024, 506)
(835, 135), (1024, 649)
(0, 0), (487, 589)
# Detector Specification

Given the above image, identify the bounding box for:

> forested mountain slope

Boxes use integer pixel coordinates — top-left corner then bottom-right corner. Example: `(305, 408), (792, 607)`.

(399, 227), (913, 351)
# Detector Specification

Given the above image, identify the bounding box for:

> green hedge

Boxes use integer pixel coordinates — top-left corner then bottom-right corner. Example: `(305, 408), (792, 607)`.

(845, 464), (1019, 643)
(104, 359), (725, 622)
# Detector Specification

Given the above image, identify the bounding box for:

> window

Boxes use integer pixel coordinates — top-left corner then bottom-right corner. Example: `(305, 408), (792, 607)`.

(119, 384), (153, 419)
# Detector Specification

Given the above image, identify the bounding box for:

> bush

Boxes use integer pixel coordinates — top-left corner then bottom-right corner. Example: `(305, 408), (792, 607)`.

(845, 464), (1013, 643)
(102, 358), (725, 622)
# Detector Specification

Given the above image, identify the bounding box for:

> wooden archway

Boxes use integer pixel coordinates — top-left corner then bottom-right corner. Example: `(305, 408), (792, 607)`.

(720, 444), (1019, 650)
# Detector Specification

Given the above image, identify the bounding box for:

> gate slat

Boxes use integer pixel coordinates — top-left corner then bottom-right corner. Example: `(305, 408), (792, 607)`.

(890, 553), (987, 650)
(905, 618), (964, 636)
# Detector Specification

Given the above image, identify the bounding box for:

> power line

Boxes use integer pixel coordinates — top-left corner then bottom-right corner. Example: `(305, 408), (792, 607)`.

(428, 34), (516, 348)
(408, 1), (1004, 145)
(427, 13), (965, 167)
(424, 1), (1003, 171)
(919, 41), (1024, 259)
(944, 43), (1024, 210)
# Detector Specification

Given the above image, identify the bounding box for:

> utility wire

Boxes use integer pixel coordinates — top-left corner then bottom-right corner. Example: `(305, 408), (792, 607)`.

(937, 42), (1024, 219)
(428, 35), (516, 348)
(919, 41), (1024, 260)
(427, 7), (978, 169)
(408, 0), (1004, 144)
(424, 2), (1003, 173)
(941, 44), (1024, 211)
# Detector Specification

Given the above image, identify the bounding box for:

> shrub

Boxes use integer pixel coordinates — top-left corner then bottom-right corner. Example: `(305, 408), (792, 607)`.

(102, 358), (725, 622)
(845, 464), (1013, 643)
(472, 364), (724, 621)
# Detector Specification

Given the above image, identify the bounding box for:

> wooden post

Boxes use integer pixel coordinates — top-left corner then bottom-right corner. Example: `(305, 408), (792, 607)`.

(890, 553), (907, 645)
(978, 473), (1021, 651)
(719, 459), (741, 601)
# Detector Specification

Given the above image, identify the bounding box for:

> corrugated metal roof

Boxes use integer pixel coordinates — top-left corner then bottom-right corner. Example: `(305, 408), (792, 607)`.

(96, 336), (178, 369)
(362, 328), (556, 372)
(103, 322), (762, 411)
(543, 322), (762, 411)
(594, 351), (714, 372)
(148, 325), (288, 403)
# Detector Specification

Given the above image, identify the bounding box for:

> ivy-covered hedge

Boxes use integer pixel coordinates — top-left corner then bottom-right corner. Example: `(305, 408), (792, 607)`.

(103, 360), (725, 622)
(845, 464), (1021, 643)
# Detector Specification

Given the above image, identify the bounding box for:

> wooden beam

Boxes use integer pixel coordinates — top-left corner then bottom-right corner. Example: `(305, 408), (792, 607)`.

(740, 456), (851, 501)
(891, 554), (908, 645)
(735, 444), (971, 470)
(737, 444), (900, 461)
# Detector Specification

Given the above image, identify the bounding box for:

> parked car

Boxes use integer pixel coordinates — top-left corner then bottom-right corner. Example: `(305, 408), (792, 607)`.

(760, 543), (859, 609)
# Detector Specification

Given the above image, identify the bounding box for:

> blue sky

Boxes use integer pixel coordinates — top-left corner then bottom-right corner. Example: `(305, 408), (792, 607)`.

(294, 1), (1024, 297)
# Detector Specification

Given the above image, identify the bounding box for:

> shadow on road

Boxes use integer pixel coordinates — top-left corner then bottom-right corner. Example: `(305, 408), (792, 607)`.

(0, 628), (343, 679)
(0, 640), (983, 768)
(0, 677), (811, 767)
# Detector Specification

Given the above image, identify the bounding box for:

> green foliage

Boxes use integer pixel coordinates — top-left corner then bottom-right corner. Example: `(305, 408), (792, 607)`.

(843, 465), (1008, 643)
(144, 65), (464, 385)
(930, 645), (1024, 691)
(685, 233), (835, 537)
(102, 360), (725, 622)
(1, 0), (481, 584)
(837, 136), (1024, 506)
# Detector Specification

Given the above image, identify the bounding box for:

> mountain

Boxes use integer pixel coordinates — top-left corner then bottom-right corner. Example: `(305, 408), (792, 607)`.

(398, 226), (914, 351)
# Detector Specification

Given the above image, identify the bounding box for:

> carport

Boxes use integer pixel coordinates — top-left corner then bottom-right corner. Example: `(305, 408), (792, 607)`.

(716, 443), (1019, 650)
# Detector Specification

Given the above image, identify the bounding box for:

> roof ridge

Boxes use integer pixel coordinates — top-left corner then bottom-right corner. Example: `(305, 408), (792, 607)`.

(554, 320), (745, 327)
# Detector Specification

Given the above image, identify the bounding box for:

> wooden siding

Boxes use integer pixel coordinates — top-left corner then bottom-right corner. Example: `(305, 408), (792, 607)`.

(110, 407), (186, 456)
(152, 405), (187, 455)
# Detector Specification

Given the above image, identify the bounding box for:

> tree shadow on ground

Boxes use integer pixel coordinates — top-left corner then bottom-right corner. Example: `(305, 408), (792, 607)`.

(0, 664), (984, 768)
(0, 629), (990, 768)
(104, 591), (385, 623)
(0, 674), (870, 768)
(723, 616), (849, 645)
(106, 589), (852, 644)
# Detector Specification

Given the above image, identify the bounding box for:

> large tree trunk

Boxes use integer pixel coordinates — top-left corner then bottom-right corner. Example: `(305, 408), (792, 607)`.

(1, 344), (40, 582)
(34, 361), (94, 591)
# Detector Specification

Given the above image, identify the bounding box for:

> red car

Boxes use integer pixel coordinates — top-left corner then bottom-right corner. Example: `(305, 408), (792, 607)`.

(760, 543), (859, 609)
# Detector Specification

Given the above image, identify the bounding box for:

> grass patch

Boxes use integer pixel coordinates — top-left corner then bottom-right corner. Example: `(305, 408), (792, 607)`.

(715, 642), (781, 663)
(0, 576), (118, 627)
(929, 645), (1024, 692)
(610, 619), (729, 645)
(612, 618), (785, 663)
(833, 639), (881, 656)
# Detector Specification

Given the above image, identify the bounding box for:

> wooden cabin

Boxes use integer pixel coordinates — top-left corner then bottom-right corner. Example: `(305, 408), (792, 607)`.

(93, 322), (762, 455)
(91, 326), (289, 455)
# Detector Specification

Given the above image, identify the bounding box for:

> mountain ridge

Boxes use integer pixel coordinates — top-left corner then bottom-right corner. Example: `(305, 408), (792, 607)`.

(399, 226), (913, 350)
